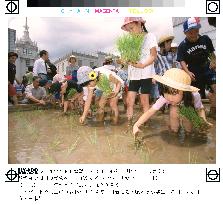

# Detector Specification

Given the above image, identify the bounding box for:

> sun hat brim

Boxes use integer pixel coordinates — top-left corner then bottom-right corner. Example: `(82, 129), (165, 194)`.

(121, 18), (146, 31)
(158, 36), (174, 46)
(184, 24), (201, 33)
(153, 74), (199, 92)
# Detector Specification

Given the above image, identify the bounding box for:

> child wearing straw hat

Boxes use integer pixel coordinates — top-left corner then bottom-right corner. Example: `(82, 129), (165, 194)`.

(133, 68), (212, 137)
(151, 35), (175, 103)
(77, 66), (124, 125)
(121, 17), (158, 126)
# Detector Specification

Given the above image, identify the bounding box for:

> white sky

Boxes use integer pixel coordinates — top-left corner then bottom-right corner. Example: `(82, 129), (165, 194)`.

(8, 16), (173, 62)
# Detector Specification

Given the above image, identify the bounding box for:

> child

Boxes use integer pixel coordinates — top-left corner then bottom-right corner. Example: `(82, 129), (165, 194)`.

(177, 17), (216, 117)
(77, 66), (124, 125)
(133, 68), (212, 138)
(116, 61), (129, 111)
(121, 17), (157, 125)
(49, 80), (83, 114)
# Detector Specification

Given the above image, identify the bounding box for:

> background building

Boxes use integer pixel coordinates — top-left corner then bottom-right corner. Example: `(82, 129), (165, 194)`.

(54, 51), (118, 76)
(172, 17), (216, 48)
(8, 28), (16, 52)
(9, 18), (39, 81)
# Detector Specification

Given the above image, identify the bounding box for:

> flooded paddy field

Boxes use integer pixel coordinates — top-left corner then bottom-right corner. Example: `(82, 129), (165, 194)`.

(8, 105), (216, 164)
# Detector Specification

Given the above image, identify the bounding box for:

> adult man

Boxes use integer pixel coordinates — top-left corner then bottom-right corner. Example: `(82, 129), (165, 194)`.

(8, 52), (20, 105)
(33, 50), (49, 80)
(177, 17), (216, 117)
(24, 76), (47, 104)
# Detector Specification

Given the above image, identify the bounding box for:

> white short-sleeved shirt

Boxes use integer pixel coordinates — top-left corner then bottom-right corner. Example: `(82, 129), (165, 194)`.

(128, 33), (158, 80)
(101, 65), (117, 72)
(33, 58), (47, 75)
(95, 67), (124, 86)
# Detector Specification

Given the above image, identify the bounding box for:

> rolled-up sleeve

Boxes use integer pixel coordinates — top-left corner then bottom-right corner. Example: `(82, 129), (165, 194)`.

(152, 96), (168, 110)
(193, 92), (204, 109)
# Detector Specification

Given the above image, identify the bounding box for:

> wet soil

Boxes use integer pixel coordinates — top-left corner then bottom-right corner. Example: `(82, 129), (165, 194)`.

(8, 105), (216, 164)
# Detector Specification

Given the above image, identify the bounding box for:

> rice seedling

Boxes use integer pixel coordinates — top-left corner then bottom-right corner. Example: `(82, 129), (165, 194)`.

(116, 33), (144, 64)
(91, 104), (98, 113)
(188, 150), (198, 164)
(106, 136), (114, 154)
(66, 137), (80, 157)
(179, 106), (206, 129)
(43, 151), (56, 164)
(85, 128), (98, 145)
(67, 88), (77, 99)
(139, 146), (150, 164)
(207, 52), (216, 66)
(96, 74), (113, 96)
(50, 136), (62, 151)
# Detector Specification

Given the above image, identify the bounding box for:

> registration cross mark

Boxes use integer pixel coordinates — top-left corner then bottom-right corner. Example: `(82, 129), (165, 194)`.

(5, 0), (19, 14)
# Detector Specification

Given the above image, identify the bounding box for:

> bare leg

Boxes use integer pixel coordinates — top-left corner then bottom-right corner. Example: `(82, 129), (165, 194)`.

(126, 91), (137, 122)
(96, 96), (107, 121)
(122, 93), (127, 112)
(109, 96), (119, 124)
(182, 117), (193, 133)
(139, 94), (150, 113)
(12, 95), (18, 106)
(63, 101), (69, 113)
(169, 105), (180, 133)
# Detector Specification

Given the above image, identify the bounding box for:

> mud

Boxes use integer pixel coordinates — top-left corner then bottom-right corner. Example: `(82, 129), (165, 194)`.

(8, 105), (216, 164)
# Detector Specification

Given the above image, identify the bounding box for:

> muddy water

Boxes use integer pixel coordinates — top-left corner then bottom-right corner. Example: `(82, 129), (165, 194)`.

(8, 106), (216, 164)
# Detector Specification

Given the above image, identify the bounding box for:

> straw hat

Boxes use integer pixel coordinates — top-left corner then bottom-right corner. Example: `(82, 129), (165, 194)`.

(104, 56), (113, 63)
(153, 68), (199, 92)
(121, 17), (146, 31)
(158, 35), (174, 46)
(68, 55), (77, 62)
(171, 42), (178, 48)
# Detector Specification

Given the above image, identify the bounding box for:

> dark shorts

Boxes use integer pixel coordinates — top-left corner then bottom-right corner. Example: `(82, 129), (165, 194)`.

(192, 69), (216, 98)
(128, 78), (152, 94)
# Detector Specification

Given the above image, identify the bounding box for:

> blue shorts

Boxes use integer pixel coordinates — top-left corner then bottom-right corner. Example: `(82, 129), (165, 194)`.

(94, 89), (103, 98)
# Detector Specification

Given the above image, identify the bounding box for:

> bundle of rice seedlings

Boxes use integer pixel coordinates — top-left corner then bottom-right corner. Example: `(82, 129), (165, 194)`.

(96, 74), (113, 96)
(179, 105), (206, 129)
(116, 33), (144, 64)
(67, 88), (77, 99)
(208, 52), (216, 66)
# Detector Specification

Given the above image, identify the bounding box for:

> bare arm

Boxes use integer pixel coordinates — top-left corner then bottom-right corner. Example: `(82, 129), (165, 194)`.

(15, 77), (21, 84)
(79, 87), (94, 124)
(27, 95), (45, 104)
(180, 61), (195, 81)
(131, 47), (157, 69)
(209, 52), (216, 70)
(133, 107), (157, 136)
(197, 108), (213, 126)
